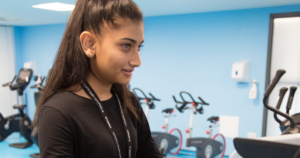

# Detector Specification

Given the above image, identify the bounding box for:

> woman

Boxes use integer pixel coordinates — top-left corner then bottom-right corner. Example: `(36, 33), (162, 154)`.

(34, 0), (162, 157)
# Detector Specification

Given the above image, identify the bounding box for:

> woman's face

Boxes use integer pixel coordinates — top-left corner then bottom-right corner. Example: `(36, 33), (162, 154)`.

(81, 20), (144, 85)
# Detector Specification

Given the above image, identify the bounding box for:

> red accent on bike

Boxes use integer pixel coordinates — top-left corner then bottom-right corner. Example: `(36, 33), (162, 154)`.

(185, 129), (189, 133)
(191, 102), (195, 106)
(171, 109), (174, 113)
(213, 133), (226, 158)
(206, 131), (210, 134)
(162, 125), (165, 129)
(169, 128), (183, 155)
(144, 99), (147, 102)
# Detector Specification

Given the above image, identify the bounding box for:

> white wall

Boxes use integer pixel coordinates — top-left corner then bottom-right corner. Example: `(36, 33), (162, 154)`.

(0, 26), (17, 117)
(267, 17), (300, 136)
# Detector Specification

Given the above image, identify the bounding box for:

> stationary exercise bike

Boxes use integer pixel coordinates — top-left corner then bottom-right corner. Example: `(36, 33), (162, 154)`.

(29, 75), (46, 158)
(132, 88), (183, 157)
(173, 91), (225, 158)
(0, 76), (22, 142)
(3, 68), (34, 149)
(231, 69), (300, 158)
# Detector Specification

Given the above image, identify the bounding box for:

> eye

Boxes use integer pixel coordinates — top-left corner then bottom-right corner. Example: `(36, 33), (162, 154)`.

(123, 44), (130, 49)
(138, 45), (143, 51)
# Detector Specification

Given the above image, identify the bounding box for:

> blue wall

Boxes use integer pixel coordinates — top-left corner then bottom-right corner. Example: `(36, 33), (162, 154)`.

(14, 4), (300, 156)
(14, 24), (66, 120)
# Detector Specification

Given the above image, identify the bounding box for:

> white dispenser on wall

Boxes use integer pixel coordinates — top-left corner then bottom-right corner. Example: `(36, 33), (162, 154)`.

(24, 61), (37, 76)
(231, 61), (249, 82)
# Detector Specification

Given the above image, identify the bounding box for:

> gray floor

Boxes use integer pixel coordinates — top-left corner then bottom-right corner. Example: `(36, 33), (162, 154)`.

(0, 133), (228, 158)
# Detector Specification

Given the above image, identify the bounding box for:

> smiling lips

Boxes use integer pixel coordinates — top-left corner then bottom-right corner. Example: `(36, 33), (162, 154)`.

(122, 69), (134, 75)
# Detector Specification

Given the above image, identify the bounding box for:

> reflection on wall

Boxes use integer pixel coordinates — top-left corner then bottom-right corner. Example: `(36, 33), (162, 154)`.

(14, 4), (300, 156)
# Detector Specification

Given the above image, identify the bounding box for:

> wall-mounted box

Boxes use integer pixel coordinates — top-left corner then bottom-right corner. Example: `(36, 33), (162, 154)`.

(231, 61), (249, 82)
(24, 61), (37, 76)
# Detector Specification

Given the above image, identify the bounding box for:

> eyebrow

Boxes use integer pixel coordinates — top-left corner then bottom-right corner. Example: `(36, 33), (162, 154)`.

(120, 38), (144, 45)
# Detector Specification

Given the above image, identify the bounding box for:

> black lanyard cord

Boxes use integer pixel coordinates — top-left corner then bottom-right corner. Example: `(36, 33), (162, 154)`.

(81, 80), (132, 158)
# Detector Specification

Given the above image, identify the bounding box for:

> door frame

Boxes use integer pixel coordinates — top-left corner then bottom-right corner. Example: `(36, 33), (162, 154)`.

(262, 11), (300, 136)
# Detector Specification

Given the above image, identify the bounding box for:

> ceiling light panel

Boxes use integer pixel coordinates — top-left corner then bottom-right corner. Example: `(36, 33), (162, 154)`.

(32, 3), (75, 11)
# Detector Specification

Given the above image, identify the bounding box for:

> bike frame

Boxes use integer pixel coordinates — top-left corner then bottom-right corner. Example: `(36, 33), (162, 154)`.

(188, 106), (196, 138)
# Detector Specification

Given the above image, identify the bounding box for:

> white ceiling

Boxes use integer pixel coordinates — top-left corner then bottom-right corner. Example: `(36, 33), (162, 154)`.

(0, 0), (300, 26)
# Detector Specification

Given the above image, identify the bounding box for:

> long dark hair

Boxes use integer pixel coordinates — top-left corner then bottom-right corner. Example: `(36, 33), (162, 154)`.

(33, 0), (143, 126)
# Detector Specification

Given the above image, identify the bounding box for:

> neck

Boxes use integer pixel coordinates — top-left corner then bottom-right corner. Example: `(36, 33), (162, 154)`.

(85, 71), (113, 101)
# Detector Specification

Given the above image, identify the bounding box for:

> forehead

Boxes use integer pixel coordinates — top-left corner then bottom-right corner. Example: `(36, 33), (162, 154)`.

(100, 20), (144, 40)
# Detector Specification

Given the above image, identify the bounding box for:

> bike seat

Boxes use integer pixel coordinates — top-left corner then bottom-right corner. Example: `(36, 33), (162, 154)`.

(13, 105), (27, 110)
(162, 108), (174, 114)
(207, 116), (219, 123)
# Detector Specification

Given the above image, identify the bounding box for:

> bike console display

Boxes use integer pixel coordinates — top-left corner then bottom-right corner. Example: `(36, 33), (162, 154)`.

(2, 68), (33, 96)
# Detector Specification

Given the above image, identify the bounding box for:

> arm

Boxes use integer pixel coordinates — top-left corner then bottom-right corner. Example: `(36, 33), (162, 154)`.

(38, 106), (74, 158)
(134, 97), (163, 158)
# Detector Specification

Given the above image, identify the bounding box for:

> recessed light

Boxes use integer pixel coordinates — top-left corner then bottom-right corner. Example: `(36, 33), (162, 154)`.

(32, 2), (75, 11)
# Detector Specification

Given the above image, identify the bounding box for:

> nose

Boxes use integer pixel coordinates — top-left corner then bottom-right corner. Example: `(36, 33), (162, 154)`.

(129, 50), (141, 67)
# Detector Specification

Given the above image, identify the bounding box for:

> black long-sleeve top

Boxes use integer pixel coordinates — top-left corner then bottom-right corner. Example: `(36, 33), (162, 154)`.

(38, 91), (162, 158)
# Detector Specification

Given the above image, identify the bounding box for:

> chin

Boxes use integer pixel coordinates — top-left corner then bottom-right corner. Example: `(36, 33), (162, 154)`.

(115, 79), (131, 85)
(113, 75), (132, 85)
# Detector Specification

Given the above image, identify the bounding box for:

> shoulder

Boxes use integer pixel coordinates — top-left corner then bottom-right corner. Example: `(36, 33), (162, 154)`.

(42, 91), (94, 114)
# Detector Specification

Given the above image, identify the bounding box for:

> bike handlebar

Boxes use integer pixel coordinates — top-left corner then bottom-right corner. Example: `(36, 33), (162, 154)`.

(30, 76), (46, 90)
(264, 69), (286, 97)
(2, 76), (16, 87)
(175, 102), (188, 113)
(286, 86), (297, 115)
(132, 88), (160, 109)
(263, 69), (295, 129)
(30, 85), (38, 89)
(132, 88), (160, 101)
(132, 88), (149, 100)
(274, 87), (288, 124)
(149, 93), (161, 101)
(173, 91), (209, 113)
(198, 96), (209, 105)
(180, 91), (197, 103)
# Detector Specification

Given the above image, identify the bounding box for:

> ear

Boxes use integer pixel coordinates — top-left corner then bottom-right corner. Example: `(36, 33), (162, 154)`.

(79, 31), (96, 58)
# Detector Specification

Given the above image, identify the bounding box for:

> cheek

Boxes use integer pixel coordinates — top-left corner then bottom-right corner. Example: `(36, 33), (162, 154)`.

(94, 45), (131, 84)
(108, 52), (125, 69)
(97, 49), (127, 72)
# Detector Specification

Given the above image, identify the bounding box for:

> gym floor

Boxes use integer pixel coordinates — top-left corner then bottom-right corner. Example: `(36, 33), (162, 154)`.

(0, 133), (228, 158)
(0, 133), (39, 158)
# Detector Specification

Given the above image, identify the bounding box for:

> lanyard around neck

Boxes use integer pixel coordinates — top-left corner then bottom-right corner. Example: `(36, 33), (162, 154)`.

(81, 80), (132, 158)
